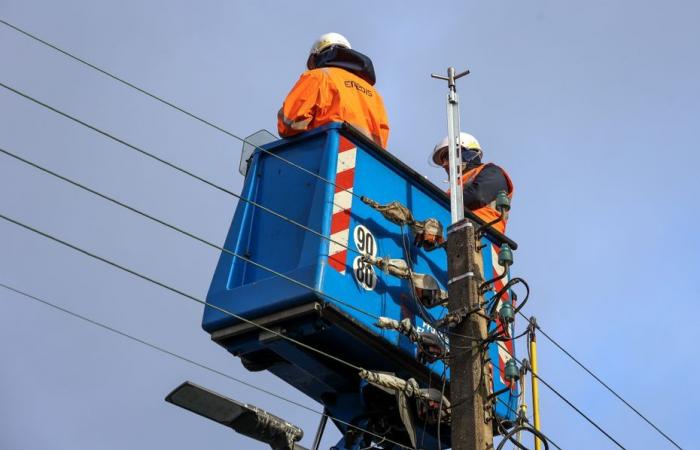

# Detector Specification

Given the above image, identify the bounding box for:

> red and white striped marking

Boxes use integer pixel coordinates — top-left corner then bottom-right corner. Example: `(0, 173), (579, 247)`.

(327, 137), (357, 273)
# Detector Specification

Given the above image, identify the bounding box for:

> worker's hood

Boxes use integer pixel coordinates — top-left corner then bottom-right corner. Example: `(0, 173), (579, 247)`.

(307, 46), (377, 85)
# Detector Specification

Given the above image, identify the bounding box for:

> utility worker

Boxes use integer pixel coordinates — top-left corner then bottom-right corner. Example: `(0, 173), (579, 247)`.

(278, 32), (390, 149)
(432, 132), (514, 233)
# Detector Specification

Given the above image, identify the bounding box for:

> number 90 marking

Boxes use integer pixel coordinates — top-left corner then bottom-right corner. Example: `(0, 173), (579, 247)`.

(353, 225), (378, 291)
(354, 225), (377, 257)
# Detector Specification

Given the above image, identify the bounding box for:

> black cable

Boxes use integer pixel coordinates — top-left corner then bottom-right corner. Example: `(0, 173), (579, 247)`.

(506, 327), (529, 342)
(494, 397), (564, 450)
(417, 359), (433, 450)
(475, 211), (505, 236)
(0, 282), (413, 450)
(0, 146), (379, 324)
(479, 263), (510, 293)
(397, 225), (454, 449)
(495, 425), (550, 450)
(495, 420), (530, 450)
(437, 367), (448, 450)
(483, 325), (529, 345)
(519, 312), (685, 450)
(493, 340), (627, 450)
(397, 226), (487, 356)
(0, 212), (367, 373)
(487, 277), (529, 318)
(398, 225), (447, 348)
(0, 83), (362, 259)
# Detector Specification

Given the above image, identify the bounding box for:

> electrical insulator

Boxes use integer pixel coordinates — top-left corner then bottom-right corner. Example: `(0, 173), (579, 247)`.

(416, 390), (450, 425)
(360, 197), (415, 226)
(498, 243), (513, 267)
(504, 358), (519, 382)
(412, 273), (448, 308)
(414, 217), (445, 250)
(495, 190), (511, 213)
(363, 255), (411, 279)
(361, 196), (445, 250)
(499, 301), (514, 323)
(422, 218), (443, 241)
(375, 316), (400, 330)
(414, 286), (442, 308)
(417, 332), (447, 363)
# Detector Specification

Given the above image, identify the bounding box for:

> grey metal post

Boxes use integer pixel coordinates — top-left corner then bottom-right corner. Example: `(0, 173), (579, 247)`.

(434, 67), (493, 450)
(431, 67), (470, 224)
(311, 413), (328, 450)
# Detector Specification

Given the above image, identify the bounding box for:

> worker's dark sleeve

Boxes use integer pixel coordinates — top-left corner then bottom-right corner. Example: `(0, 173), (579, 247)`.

(463, 164), (509, 210)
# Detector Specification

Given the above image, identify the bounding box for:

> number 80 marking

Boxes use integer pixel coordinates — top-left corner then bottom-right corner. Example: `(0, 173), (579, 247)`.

(353, 256), (377, 291)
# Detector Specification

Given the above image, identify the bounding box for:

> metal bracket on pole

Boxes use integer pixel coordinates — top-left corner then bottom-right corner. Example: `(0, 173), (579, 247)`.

(432, 67), (470, 224)
(311, 413), (328, 450)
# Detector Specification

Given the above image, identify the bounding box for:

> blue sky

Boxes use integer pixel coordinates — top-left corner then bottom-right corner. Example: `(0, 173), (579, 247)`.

(1, 1), (698, 449)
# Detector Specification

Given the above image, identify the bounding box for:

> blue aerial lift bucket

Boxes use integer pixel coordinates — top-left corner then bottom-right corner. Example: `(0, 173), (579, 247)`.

(203, 123), (519, 449)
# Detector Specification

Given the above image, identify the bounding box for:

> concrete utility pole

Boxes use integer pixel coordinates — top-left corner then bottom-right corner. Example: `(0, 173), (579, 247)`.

(447, 220), (493, 450)
(433, 67), (494, 450)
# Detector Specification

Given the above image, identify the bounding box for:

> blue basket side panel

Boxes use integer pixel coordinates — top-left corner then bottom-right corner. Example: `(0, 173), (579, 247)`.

(203, 134), (333, 332)
(240, 136), (329, 283)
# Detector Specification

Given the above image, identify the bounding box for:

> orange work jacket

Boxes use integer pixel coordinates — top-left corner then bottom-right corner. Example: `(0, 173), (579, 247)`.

(455, 164), (514, 234)
(277, 67), (390, 149)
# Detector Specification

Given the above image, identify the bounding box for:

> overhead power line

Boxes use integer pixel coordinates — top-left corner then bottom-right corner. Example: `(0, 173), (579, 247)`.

(0, 212), (367, 374)
(490, 340), (626, 450)
(526, 314), (684, 450)
(0, 196), (598, 448)
(0, 18), (362, 202)
(0, 214), (420, 450)
(0, 81), (362, 259)
(0, 145), (378, 325)
(446, 321), (626, 449)
(0, 282), (412, 450)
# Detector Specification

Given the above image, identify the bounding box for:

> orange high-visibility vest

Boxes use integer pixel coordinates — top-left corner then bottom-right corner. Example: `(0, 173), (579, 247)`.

(278, 67), (390, 149)
(453, 164), (514, 234)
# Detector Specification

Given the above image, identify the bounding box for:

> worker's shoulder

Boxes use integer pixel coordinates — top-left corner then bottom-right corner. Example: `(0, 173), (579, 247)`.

(478, 163), (514, 189)
(298, 68), (329, 80)
(316, 67), (370, 85)
(302, 67), (379, 98)
(478, 163), (509, 177)
(300, 67), (351, 85)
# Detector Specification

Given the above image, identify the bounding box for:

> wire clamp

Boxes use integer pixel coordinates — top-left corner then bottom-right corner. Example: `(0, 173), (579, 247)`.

(447, 219), (473, 235)
(448, 271), (474, 285)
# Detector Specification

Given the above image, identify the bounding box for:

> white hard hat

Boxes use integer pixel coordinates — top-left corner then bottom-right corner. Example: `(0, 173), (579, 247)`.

(431, 132), (482, 166)
(310, 32), (351, 55)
